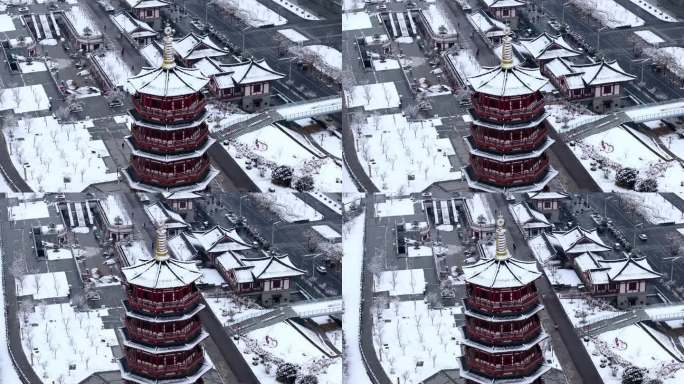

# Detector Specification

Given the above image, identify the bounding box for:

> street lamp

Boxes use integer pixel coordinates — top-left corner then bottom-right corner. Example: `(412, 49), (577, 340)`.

(632, 58), (651, 86)
(603, 195), (615, 220)
(238, 194), (248, 219)
(597, 26), (608, 53)
(562, 1), (571, 27)
(632, 223), (643, 251)
(664, 256), (683, 284)
(271, 220), (282, 247)
(241, 26), (253, 57)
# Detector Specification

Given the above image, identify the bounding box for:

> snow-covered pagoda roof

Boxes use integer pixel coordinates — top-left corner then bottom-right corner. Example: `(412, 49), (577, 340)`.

(110, 11), (157, 38)
(527, 191), (569, 200)
(483, 0), (526, 8)
(172, 33), (229, 61)
(518, 33), (582, 61)
(125, 0), (171, 8)
(576, 253), (661, 284)
(128, 26), (209, 97)
(144, 201), (189, 230)
(548, 226), (611, 254)
(121, 225), (202, 289)
(217, 253), (305, 283)
(194, 58), (285, 89)
(574, 60), (637, 86)
(509, 202), (551, 229)
(464, 216), (541, 288)
(163, 191), (202, 200)
(468, 30), (548, 97)
(186, 225), (254, 254)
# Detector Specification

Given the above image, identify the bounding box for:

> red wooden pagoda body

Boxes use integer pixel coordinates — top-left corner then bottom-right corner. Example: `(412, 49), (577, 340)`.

(460, 216), (550, 384)
(124, 25), (218, 193)
(119, 225), (213, 384)
(464, 30), (557, 192)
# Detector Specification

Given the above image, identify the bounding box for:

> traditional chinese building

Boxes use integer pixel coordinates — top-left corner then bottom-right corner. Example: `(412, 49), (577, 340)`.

(124, 26), (218, 193)
(167, 225), (255, 264)
(517, 33), (582, 67)
(526, 192), (568, 222)
(529, 226), (611, 266)
(461, 216), (551, 384)
(144, 201), (190, 237)
(467, 10), (508, 45)
(125, 0), (170, 28)
(118, 225), (213, 384)
(141, 33), (230, 67)
(509, 201), (552, 239)
(464, 30), (557, 192)
(416, 3), (459, 52)
(193, 58), (284, 111)
(481, 0), (526, 28)
(62, 5), (104, 52)
(544, 58), (636, 113)
(110, 11), (158, 47)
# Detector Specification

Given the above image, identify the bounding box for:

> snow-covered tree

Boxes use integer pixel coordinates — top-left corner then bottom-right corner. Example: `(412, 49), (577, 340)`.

(615, 167), (639, 190)
(276, 362), (299, 383)
(622, 366), (645, 384)
(271, 165), (294, 187)
(294, 175), (315, 192)
(634, 177), (658, 192)
(294, 375), (318, 384)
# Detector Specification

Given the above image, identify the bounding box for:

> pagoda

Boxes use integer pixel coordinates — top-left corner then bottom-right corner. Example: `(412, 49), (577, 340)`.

(463, 28), (558, 192)
(124, 25), (218, 193)
(460, 216), (551, 384)
(119, 224), (213, 384)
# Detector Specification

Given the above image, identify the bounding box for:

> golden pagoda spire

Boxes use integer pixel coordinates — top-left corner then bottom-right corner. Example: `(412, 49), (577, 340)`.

(500, 26), (514, 70)
(494, 215), (510, 261)
(161, 24), (176, 70)
(154, 222), (170, 261)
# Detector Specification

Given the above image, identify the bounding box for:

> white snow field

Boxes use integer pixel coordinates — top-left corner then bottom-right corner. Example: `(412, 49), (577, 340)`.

(355, 114), (460, 192)
(224, 124), (341, 192)
(620, 193), (684, 224)
(312, 225), (341, 241)
(0, 247), (22, 383)
(629, 0), (677, 22)
(545, 103), (602, 133)
(7, 200), (49, 221)
(0, 84), (49, 113)
(663, 132), (684, 158)
(644, 46), (684, 79)
(345, 82), (401, 111)
(372, 58), (401, 71)
(634, 30), (665, 46)
(20, 304), (118, 384)
(4, 116), (117, 192)
(569, 0), (644, 28)
(252, 193), (323, 222)
(215, 0), (287, 27)
(288, 45), (341, 80)
(203, 294), (270, 325)
(375, 198), (415, 217)
(372, 300), (463, 383)
(342, 213), (373, 383)
(15, 271), (69, 300)
(559, 297), (626, 328)
(0, 13), (15, 32)
(272, 0), (319, 20)
(342, 11), (372, 31)
(18, 61), (47, 74)
(277, 28), (309, 43)
(373, 269), (426, 296)
(584, 323), (684, 384)
(570, 126), (684, 192)
(235, 320), (342, 384)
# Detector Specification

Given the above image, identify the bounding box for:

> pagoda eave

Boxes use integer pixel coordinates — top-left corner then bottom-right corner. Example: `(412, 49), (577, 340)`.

(462, 166), (558, 193)
(119, 328), (210, 353)
(470, 112), (549, 131)
(464, 136), (555, 161)
(130, 109), (210, 131)
(123, 301), (207, 323)
(119, 354), (214, 384)
(462, 301), (545, 322)
(125, 136), (216, 161)
(460, 363), (552, 384)
(461, 328), (550, 353)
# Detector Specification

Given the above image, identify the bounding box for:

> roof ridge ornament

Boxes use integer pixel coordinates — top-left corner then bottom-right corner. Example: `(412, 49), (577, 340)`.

(500, 26), (514, 70)
(161, 23), (176, 70)
(494, 214), (510, 261)
(154, 221), (170, 261)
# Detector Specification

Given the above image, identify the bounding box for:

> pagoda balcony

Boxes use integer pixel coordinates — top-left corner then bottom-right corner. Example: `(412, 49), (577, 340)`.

(471, 127), (548, 154)
(465, 293), (540, 315)
(464, 353), (544, 379)
(465, 322), (542, 346)
(471, 99), (545, 124)
(126, 322), (202, 346)
(470, 157), (549, 186)
(125, 351), (204, 379)
(132, 96), (206, 125)
(132, 129), (210, 155)
(130, 160), (211, 188)
(127, 291), (201, 315)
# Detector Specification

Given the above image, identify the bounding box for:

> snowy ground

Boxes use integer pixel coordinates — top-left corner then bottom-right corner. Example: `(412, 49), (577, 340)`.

(375, 198), (415, 217)
(4, 116), (117, 192)
(374, 269), (426, 296)
(20, 304), (118, 384)
(15, 272), (69, 300)
(235, 320), (341, 384)
(355, 114), (459, 192)
(342, 11), (372, 31)
(629, 0), (677, 22)
(372, 300), (463, 383)
(569, 0), (644, 28)
(288, 45), (341, 80)
(342, 213), (373, 383)
(252, 193), (323, 222)
(0, 85), (49, 114)
(0, 246), (22, 383)
(584, 323), (684, 384)
(662, 132), (684, 159)
(215, 0), (287, 27)
(0, 13), (15, 32)
(634, 30), (665, 46)
(7, 200), (49, 221)
(620, 193), (684, 224)
(644, 46), (684, 80)
(372, 59), (401, 71)
(312, 225), (341, 241)
(559, 297), (625, 328)
(19, 61), (47, 74)
(309, 130), (341, 159)
(203, 294), (270, 325)
(278, 28), (309, 43)
(569, 126), (684, 192)
(345, 82), (400, 111)
(545, 103), (602, 133)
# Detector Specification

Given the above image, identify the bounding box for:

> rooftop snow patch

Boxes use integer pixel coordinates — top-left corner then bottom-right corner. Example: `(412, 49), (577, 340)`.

(0, 14), (15, 32)
(375, 198), (416, 217)
(8, 200), (49, 221)
(312, 225), (341, 240)
(342, 11), (372, 31)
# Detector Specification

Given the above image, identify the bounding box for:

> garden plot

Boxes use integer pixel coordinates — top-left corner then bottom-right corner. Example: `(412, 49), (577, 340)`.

(203, 294), (270, 325)
(375, 198), (415, 217)
(372, 300), (463, 384)
(355, 113), (459, 193)
(620, 193), (684, 224)
(569, 0), (644, 28)
(342, 11), (372, 31)
(20, 304), (118, 384)
(372, 59), (401, 71)
(559, 297), (625, 328)
(584, 323), (684, 384)
(45, 248), (73, 261)
(374, 269), (426, 296)
(252, 193), (323, 222)
(0, 84), (49, 114)
(8, 200), (49, 221)
(15, 271), (69, 300)
(310, 130), (341, 159)
(406, 243), (433, 258)
(345, 82), (400, 111)
(629, 0), (677, 22)
(235, 320), (342, 384)
(569, 126), (684, 192)
(5, 116), (117, 192)
(215, 0), (287, 27)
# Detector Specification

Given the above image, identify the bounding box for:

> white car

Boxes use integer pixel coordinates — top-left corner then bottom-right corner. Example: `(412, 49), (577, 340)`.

(638, 234), (648, 241)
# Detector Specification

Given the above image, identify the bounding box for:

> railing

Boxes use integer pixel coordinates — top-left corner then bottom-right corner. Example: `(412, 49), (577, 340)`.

(471, 158), (550, 186)
(466, 323), (542, 345)
(127, 292), (201, 315)
(133, 97), (206, 124)
(472, 128), (548, 153)
(131, 161), (210, 187)
(126, 352), (204, 378)
(466, 294), (540, 314)
(127, 322), (202, 345)
(465, 353), (544, 378)
(472, 100), (545, 123)
(132, 129), (209, 154)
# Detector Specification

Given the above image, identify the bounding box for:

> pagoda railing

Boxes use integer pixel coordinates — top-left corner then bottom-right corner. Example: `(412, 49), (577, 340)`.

(132, 129), (209, 154)
(127, 291), (201, 315)
(127, 322), (202, 345)
(131, 161), (210, 188)
(126, 351), (204, 378)
(472, 100), (545, 123)
(471, 157), (549, 186)
(465, 293), (540, 314)
(465, 322), (542, 345)
(133, 96), (206, 124)
(466, 353), (544, 378)
(471, 127), (547, 153)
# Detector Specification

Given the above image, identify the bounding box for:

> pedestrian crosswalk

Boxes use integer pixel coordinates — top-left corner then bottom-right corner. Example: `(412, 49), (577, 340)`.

(61, 201), (95, 228)
(424, 198), (460, 225)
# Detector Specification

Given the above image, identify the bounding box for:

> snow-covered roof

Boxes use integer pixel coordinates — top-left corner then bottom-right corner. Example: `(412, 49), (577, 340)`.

(467, 10), (507, 38)
(64, 5), (102, 38)
(125, 0), (170, 9)
(167, 233), (196, 261)
(483, 0), (526, 8)
(464, 194), (495, 227)
(98, 194), (132, 227)
(574, 252), (603, 273)
(118, 239), (154, 267)
(187, 225), (253, 254)
(599, 257), (661, 282)
(518, 33), (582, 61)
(194, 58), (284, 88)
(527, 192), (569, 200)
(144, 202), (189, 230)
(420, 3), (458, 36)
(509, 202), (551, 229)
(550, 227), (611, 254)
(465, 217), (541, 288)
(574, 60), (637, 86)
(140, 43), (163, 66)
(217, 253), (305, 281)
(544, 57), (576, 78)
(469, 33), (548, 97)
(128, 27), (209, 97)
(110, 11), (157, 38)
(172, 33), (229, 61)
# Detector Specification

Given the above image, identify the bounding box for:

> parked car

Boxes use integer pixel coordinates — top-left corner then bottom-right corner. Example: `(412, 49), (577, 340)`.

(638, 233), (648, 241)
(315, 265), (328, 274)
